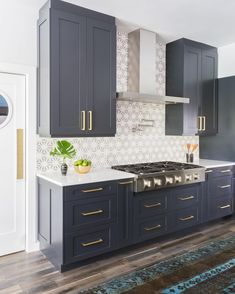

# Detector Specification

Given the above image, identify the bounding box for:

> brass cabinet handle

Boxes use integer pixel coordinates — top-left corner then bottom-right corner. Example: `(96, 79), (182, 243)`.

(81, 209), (103, 216)
(144, 203), (161, 208)
(198, 116), (202, 131)
(88, 111), (93, 131)
(17, 129), (24, 180)
(81, 187), (104, 193)
(218, 204), (231, 209)
(144, 224), (161, 231)
(202, 116), (206, 131)
(220, 169), (231, 173)
(218, 185), (231, 189)
(206, 170), (213, 173)
(81, 238), (103, 247)
(81, 111), (86, 131)
(118, 181), (133, 185)
(179, 215), (194, 221)
(178, 195), (194, 201)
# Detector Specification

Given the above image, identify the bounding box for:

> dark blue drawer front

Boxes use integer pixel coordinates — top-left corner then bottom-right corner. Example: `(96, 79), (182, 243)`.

(169, 185), (200, 210)
(64, 194), (117, 232)
(209, 176), (233, 198)
(134, 215), (167, 242)
(208, 196), (233, 221)
(64, 224), (115, 264)
(134, 191), (167, 219)
(64, 181), (117, 202)
(169, 206), (201, 232)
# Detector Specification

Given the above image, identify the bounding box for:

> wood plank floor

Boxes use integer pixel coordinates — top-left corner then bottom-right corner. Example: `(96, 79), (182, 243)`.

(1, 217), (235, 294)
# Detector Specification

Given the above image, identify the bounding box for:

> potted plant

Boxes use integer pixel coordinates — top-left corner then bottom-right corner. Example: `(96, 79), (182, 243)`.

(50, 140), (76, 175)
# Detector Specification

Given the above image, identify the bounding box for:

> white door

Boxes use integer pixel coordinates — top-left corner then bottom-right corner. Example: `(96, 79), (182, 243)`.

(0, 72), (25, 256)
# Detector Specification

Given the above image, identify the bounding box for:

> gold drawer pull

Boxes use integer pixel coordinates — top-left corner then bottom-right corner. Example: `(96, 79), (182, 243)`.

(82, 187), (104, 193)
(81, 111), (86, 131)
(144, 203), (161, 208)
(81, 238), (103, 247)
(218, 185), (231, 189)
(219, 204), (231, 209)
(178, 195), (194, 201)
(179, 215), (194, 221)
(144, 224), (161, 231)
(205, 170), (213, 173)
(221, 169), (231, 173)
(118, 181), (133, 185)
(81, 209), (103, 216)
(88, 111), (93, 131)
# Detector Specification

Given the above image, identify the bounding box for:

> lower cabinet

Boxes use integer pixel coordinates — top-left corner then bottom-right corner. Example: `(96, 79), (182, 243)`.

(38, 167), (234, 271)
(203, 166), (234, 222)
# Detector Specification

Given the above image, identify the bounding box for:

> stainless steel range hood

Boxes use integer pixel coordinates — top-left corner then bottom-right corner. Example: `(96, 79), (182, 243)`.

(117, 29), (189, 104)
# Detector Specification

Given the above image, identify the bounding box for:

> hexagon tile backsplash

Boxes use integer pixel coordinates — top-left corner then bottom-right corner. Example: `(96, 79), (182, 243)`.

(37, 31), (199, 172)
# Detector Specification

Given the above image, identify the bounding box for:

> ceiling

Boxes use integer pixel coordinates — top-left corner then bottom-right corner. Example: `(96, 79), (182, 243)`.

(37, 0), (235, 47)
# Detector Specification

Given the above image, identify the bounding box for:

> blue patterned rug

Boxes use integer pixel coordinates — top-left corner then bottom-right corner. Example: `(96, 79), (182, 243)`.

(79, 233), (235, 294)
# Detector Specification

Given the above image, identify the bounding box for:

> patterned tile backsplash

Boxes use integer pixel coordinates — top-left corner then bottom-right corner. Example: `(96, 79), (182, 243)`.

(37, 31), (199, 172)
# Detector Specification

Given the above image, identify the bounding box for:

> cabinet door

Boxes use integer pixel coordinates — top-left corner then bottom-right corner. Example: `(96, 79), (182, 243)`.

(86, 18), (116, 136)
(201, 48), (218, 135)
(50, 10), (87, 136)
(117, 180), (133, 248)
(183, 45), (201, 135)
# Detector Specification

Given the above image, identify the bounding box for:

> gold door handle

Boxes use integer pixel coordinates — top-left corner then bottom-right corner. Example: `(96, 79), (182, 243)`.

(81, 187), (104, 193)
(118, 181), (133, 185)
(81, 209), (103, 216)
(218, 204), (231, 209)
(198, 116), (203, 131)
(202, 116), (206, 131)
(144, 203), (161, 208)
(88, 111), (93, 131)
(81, 111), (86, 131)
(17, 129), (24, 180)
(220, 169), (231, 173)
(179, 215), (194, 221)
(178, 195), (194, 201)
(81, 238), (103, 247)
(144, 224), (161, 231)
(218, 185), (231, 189)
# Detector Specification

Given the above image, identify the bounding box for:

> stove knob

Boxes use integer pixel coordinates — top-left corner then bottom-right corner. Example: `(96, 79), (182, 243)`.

(185, 174), (192, 181)
(154, 178), (162, 186)
(194, 173), (199, 180)
(165, 176), (174, 185)
(174, 175), (182, 183)
(143, 179), (152, 189)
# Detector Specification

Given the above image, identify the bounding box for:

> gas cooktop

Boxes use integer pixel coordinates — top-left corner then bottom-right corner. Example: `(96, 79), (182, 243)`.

(112, 161), (205, 192)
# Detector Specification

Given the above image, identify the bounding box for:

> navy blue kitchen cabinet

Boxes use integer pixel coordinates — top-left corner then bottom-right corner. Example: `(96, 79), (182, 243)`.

(166, 38), (218, 136)
(203, 166), (234, 222)
(38, 0), (116, 137)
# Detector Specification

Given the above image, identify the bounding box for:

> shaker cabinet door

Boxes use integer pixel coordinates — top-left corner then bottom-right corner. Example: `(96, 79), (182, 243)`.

(50, 11), (87, 136)
(86, 18), (116, 136)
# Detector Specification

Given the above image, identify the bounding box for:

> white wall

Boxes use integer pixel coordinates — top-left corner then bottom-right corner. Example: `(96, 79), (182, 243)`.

(0, 0), (45, 66)
(218, 43), (235, 78)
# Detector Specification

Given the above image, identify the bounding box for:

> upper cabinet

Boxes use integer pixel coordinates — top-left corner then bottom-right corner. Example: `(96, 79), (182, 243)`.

(38, 0), (116, 137)
(165, 38), (218, 136)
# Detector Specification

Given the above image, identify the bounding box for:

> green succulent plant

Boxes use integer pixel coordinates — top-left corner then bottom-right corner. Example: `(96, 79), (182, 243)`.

(50, 140), (76, 164)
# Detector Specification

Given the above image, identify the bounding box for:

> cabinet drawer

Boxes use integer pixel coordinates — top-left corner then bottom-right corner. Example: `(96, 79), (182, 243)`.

(169, 207), (201, 232)
(209, 197), (233, 220)
(64, 194), (117, 232)
(64, 181), (116, 202)
(210, 176), (233, 198)
(206, 166), (234, 178)
(64, 224), (114, 263)
(169, 185), (200, 210)
(134, 215), (167, 242)
(134, 191), (167, 219)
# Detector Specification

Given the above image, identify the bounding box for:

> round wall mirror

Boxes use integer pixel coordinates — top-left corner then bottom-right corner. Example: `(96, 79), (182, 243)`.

(0, 93), (13, 129)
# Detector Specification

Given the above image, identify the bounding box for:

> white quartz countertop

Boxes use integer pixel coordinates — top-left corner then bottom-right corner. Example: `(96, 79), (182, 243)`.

(199, 159), (235, 168)
(37, 168), (136, 187)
